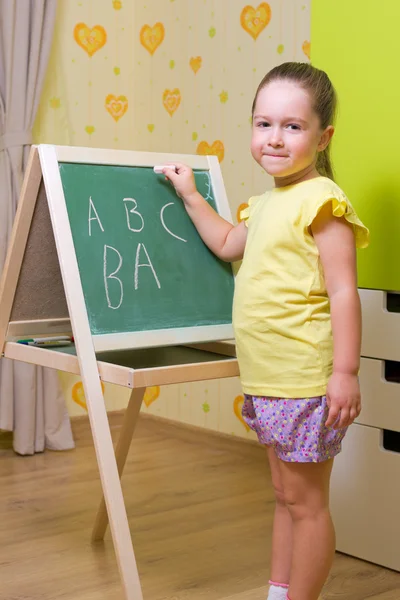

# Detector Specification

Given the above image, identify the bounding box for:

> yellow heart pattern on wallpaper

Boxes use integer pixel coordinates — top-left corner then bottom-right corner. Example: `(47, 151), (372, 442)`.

(140, 22), (165, 55)
(196, 140), (225, 163)
(143, 386), (160, 408)
(72, 381), (105, 411)
(302, 40), (311, 59)
(73, 23), (107, 57)
(105, 94), (128, 121)
(240, 3), (271, 40)
(233, 395), (251, 432)
(190, 56), (202, 74)
(162, 88), (181, 116)
(237, 202), (249, 223)
(147, 124), (155, 132)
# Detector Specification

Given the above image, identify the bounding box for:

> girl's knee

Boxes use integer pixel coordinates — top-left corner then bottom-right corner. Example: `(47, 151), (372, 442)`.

(267, 447), (287, 507)
(272, 483), (286, 507)
(277, 458), (333, 519)
(284, 490), (330, 520)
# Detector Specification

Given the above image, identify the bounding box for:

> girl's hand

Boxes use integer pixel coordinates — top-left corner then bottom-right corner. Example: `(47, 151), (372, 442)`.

(325, 372), (361, 429)
(163, 162), (198, 203)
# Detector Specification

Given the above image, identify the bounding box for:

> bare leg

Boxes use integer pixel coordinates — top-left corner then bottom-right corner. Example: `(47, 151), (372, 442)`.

(267, 446), (292, 586)
(279, 458), (335, 600)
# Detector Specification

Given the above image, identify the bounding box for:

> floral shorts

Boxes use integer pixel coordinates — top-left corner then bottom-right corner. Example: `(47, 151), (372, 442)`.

(242, 394), (347, 463)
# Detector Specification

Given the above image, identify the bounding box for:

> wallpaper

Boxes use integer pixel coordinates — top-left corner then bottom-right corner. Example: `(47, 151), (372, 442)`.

(35, 0), (310, 440)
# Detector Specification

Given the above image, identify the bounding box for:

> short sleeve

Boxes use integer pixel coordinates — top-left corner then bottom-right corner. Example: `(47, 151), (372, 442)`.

(308, 193), (370, 249)
(239, 196), (261, 227)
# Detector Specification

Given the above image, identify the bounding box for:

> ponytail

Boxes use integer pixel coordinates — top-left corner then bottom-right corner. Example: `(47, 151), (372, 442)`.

(316, 146), (334, 181)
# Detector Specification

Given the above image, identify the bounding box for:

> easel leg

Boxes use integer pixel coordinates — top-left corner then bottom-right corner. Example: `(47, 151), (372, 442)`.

(38, 145), (144, 599)
(92, 387), (145, 542)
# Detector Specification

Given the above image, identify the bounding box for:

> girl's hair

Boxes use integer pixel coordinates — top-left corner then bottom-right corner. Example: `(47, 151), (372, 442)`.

(252, 62), (337, 180)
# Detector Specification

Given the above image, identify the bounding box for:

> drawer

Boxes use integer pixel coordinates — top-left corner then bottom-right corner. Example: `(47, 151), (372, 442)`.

(358, 357), (400, 432)
(331, 423), (400, 571)
(360, 288), (400, 361)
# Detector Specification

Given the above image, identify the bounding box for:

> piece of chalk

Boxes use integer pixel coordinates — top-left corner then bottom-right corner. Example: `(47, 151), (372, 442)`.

(153, 165), (177, 174)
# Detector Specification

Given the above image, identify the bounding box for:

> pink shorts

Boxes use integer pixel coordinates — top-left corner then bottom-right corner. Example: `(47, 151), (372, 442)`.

(242, 394), (347, 463)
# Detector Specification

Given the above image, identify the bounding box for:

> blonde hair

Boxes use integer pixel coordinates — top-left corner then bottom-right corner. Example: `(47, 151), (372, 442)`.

(252, 62), (337, 180)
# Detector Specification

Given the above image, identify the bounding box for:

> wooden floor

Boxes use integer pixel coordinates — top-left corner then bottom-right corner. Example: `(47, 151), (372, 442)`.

(0, 414), (399, 600)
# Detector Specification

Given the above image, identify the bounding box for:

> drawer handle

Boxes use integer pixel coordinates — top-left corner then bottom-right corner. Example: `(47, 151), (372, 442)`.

(387, 292), (400, 313)
(383, 430), (400, 453)
(384, 361), (400, 383)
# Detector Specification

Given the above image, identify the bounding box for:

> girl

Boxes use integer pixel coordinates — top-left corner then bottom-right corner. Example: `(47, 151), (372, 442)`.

(163, 62), (369, 600)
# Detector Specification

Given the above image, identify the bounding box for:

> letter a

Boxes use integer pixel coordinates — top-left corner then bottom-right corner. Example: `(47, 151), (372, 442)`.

(88, 196), (105, 236)
(134, 243), (161, 290)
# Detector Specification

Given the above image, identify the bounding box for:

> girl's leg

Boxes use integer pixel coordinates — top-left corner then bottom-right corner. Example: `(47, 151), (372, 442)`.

(266, 446), (292, 587)
(278, 458), (335, 600)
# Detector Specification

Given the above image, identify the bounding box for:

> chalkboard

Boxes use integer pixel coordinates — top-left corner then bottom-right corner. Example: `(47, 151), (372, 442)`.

(58, 163), (235, 338)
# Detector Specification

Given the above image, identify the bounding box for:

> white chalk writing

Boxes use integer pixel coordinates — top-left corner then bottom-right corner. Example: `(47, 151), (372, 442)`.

(134, 243), (161, 290)
(103, 245), (123, 309)
(88, 197), (104, 236)
(160, 203), (187, 242)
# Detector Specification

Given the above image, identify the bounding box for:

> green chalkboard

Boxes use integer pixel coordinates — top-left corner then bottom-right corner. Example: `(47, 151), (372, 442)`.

(58, 163), (234, 337)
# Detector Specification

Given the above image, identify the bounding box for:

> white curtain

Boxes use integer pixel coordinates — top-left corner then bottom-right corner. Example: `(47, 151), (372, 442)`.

(0, 0), (74, 454)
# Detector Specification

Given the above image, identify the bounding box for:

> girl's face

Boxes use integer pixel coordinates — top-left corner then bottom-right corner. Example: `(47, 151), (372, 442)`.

(251, 80), (333, 186)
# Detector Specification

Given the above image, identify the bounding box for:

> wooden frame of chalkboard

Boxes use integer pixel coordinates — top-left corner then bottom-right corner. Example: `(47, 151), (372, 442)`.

(0, 145), (240, 600)
(42, 144), (235, 352)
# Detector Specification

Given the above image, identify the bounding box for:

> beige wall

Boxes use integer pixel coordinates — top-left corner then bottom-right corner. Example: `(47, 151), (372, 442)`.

(35, 0), (310, 440)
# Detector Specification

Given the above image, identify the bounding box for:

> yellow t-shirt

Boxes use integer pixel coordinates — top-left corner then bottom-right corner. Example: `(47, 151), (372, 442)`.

(233, 176), (369, 398)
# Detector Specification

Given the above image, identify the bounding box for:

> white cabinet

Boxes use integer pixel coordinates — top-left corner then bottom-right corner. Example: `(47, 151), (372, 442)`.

(358, 357), (400, 432)
(360, 289), (400, 361)
(331, 423), (400, 571)
(332, 289), (400, 571)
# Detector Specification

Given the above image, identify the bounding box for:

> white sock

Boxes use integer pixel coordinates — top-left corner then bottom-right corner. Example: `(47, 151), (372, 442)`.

(267, 583), (289, 600)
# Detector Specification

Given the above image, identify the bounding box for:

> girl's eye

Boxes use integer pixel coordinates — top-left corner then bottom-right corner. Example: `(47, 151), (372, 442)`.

(257, 121), (270, 128)
(287, 124), (301, 130)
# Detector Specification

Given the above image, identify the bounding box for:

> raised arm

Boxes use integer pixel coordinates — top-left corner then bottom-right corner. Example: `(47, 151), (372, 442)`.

(163, 163), (247, 262)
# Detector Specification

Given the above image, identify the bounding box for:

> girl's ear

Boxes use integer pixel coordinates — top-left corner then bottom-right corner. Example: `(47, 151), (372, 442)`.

(318, 125), (335, 152)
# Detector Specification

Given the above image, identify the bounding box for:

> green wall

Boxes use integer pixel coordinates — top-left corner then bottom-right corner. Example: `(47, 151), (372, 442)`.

(311, 0), (400, 291)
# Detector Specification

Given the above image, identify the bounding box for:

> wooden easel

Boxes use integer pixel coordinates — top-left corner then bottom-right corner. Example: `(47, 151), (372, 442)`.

(0, 145), (239, 600)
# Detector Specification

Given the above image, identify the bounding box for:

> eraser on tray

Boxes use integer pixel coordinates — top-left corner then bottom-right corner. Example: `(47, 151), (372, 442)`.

(153, 165), (177, 174)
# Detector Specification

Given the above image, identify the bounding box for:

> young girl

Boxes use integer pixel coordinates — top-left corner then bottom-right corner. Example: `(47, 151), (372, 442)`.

(163, 62), (369, 600)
